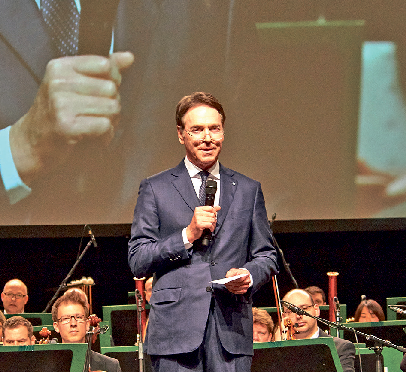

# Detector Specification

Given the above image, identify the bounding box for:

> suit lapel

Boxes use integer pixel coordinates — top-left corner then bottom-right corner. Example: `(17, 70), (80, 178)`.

(0, 1), (55, 83)
(170, 161), (237, 231)
(170, 161), (200, 212)
(215, 165), (237, 234)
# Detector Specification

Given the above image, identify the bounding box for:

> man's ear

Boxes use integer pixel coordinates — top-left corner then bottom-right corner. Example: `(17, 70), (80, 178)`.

(53, 322), (60, 334)
(24, 295), (29, 305)
(314, 304), (320, 317)
(177, 126), (185, 144)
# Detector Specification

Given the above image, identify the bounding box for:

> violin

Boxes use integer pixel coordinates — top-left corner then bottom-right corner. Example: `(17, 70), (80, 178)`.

(37, 327), (52, 344)
(88, 314), (102, 344)
(283, 318), (296, 340)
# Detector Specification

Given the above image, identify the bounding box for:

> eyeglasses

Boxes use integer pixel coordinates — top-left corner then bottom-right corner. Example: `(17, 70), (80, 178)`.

(57, 314), (87, 324)
(3, 292), (26, 300)
(283, 304), (314, 315)
(184, 126), (224, 141)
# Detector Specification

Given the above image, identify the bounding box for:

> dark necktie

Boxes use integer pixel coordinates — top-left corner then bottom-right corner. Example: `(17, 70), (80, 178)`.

(41, 0), (80, 56)
(198, 171), (210, 205)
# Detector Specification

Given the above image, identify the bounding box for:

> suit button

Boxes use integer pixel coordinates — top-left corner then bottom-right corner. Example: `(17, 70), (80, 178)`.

(206, 286), (212, 292)
(210, 261), (216, 266)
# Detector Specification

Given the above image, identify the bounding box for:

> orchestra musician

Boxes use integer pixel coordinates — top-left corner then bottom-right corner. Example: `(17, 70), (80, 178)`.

(52, 291), (121, 372)
(253, 307), (274, 343)
(282, 289), (355, 372)
(2, 316), (35, 346)
(1, 279), (29, 314)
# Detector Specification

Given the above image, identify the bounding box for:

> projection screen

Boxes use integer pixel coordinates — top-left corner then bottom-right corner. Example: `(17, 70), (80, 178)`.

(1, 1), (406, 226)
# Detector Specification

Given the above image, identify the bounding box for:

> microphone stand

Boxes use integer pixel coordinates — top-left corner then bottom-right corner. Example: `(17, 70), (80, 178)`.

(83, 330), (93, 372)
(82, 325), (110, 372)
(43, 238), (96, 313)
(135, 289), (146, 372)
(269, 214), (299, 289)
(281, 301), (406, 372)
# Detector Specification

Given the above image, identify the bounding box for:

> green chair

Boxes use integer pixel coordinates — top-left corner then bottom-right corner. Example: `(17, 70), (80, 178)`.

(101, 304), (138, 348)
(353, 343), (403, 372)
(387, 297), (406, 320)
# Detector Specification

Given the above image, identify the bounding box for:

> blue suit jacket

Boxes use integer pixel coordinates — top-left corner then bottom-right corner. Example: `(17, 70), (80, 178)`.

(128, 160), (278, 356)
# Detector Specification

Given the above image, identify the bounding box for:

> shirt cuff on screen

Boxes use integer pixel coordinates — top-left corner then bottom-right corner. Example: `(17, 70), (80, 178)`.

(0, 126), (32, 204)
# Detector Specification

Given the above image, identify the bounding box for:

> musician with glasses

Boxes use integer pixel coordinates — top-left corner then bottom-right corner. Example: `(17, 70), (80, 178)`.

(1, 279), (28, 314)
(282, 289), (355, 372)
(52, 291), (121, 372)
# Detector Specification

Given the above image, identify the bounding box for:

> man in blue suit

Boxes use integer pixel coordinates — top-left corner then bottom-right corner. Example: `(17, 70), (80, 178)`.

(128, 92), (278, 371)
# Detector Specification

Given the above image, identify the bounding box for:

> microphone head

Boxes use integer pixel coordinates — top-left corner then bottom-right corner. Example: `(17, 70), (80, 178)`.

(281, 300), (308, 316)
(205, 179), (217, 195)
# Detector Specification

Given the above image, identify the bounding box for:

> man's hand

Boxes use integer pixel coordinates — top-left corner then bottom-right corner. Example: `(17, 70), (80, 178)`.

(224, 268), (251, 294)
(9, 52), (134, 185)
(186, 205), (221, 243)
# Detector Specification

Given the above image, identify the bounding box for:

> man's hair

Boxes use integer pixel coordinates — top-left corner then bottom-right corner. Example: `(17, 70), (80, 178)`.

(3, 316), (33, 338)
(305, 286), (326, 303)
(252, 307), (274, 334)
(0, 311), (6, 327)
(175, 92), (226, 130)
(52, 291), (89, 322)
(354, 299), (385, 322)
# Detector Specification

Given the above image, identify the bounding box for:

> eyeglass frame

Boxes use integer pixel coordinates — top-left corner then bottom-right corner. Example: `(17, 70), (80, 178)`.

(57, 314), (88, 324)
(2, 292), (27, 300)
(283, 304), (315, 315)
(183, 126), (225, 141)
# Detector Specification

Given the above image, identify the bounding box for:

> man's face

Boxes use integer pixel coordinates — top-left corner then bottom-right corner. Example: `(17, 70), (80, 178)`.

(283, 291), (319, 339)
(311, 293), (325, 306)
(359, 306), (380, 322)
(177, 105), (224, 171)
(53, 303), (89, 343)
(145, 278), (153, 303)
(1, 282), (28, 314)
(253, 322), (272, 343)
(3, 325), (35, 346)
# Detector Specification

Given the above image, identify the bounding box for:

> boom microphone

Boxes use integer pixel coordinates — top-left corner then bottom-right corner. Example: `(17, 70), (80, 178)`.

(87, 226), (98, 247)
(280, 301), (309, 317)
(201, 179), (217, 247)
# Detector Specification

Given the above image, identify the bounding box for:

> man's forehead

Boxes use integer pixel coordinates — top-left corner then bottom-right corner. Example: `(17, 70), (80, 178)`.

(285, 291), (312, 305)
(57, 302), (85, 315)
(4, 326), (29, 337)
(184, 106), (222, 123)
(4, 282), (26, 293)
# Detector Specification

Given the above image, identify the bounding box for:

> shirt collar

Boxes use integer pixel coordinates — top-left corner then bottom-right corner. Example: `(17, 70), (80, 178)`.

(184, 157), (220, 180)
(310, 327), (320, 339)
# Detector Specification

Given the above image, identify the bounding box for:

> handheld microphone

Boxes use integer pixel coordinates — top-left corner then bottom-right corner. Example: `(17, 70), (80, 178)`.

(78, 0), (120, 56)
(201, 179), (217, 247)
(87, 226), (98, 247)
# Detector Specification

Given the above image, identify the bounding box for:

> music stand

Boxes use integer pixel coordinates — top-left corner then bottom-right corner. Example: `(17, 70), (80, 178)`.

(0, 343), (87, 372)
(252, 338), (343, 372)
